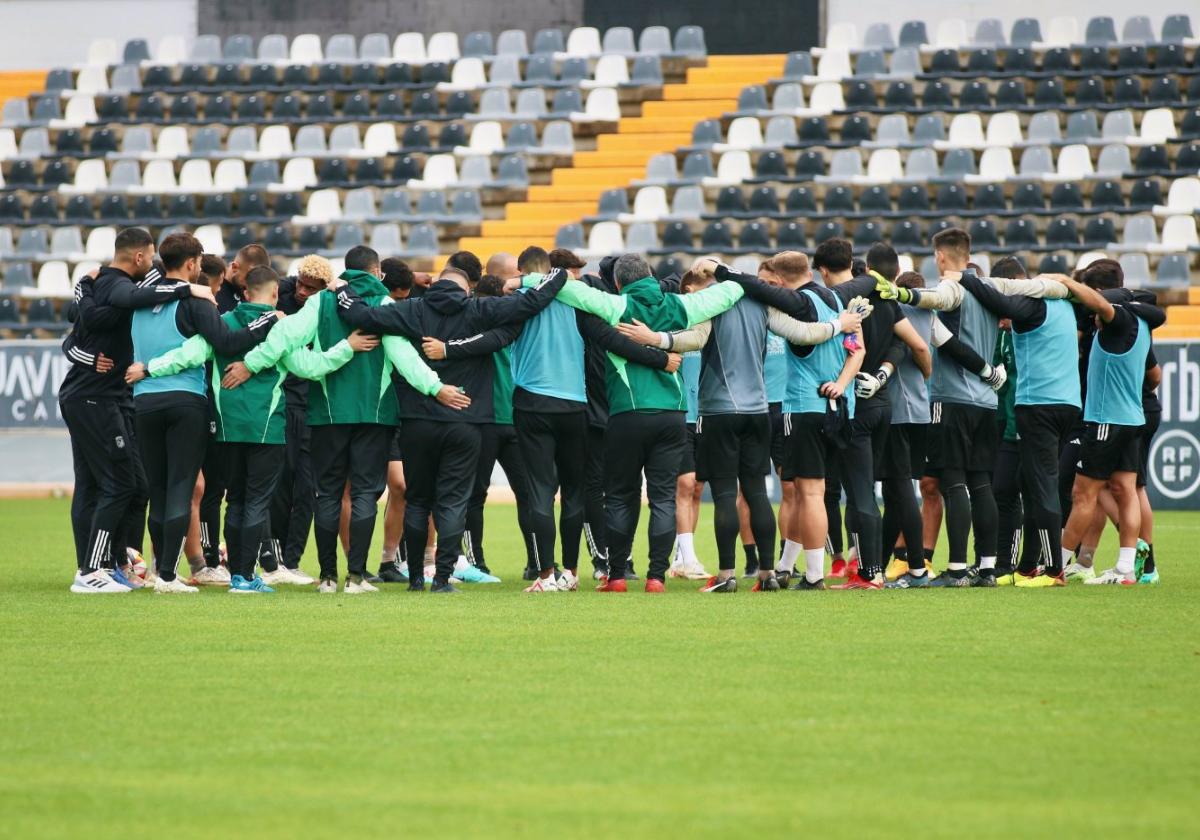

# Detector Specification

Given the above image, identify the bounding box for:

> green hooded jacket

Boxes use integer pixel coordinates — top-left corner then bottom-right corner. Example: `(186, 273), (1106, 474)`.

(239, 271), (443, 426)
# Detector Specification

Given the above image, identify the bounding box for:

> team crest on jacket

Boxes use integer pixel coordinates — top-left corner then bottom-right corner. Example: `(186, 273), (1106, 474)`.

(114, 436), (125, 449)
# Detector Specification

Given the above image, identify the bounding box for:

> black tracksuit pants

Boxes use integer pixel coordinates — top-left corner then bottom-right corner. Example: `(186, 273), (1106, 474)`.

(270, 403), (315, 569)
(222, 442), (286, 580)
(136, 400), (209, 581)
(1015, 404), (1080, 576)
(513, 408), (587, 573)
(62, 397), (143, 573)
(604, 411), (686, 582)
(399, 419), (482, 585)
(583, 423), (608, 571)
(993, 438), (1025, 574)
(838, 399), (887, 580)
(310, 423), (391, 581)
(117, 404), (148, 558)
(465, 423), (535, 572)
(199, 431), (227, 568)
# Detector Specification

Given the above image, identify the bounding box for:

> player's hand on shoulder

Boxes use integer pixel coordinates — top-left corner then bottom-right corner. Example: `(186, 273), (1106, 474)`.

(616, 318), (659, 346)
(189, 284), (216, 305)
(421, 336), (446, 359)
(221, 361), (251, 389)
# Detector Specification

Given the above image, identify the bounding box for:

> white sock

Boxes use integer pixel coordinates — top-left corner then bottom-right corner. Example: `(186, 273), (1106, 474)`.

(676, 532), (697, 565)
(382, 546), (398, 565)
(780, 540), (802, 573)
(804, 548), (824, 583)
(1116, 547), (1136, 575)
(980, 555), (996, 570)
(1061, 547), (1075, 566)
(948, 562), (967, 572)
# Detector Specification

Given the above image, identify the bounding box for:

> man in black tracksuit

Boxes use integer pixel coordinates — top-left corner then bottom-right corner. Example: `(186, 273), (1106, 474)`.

(267, 265), (329, 572)
(128, 233), (277, 588)
(333, 266), (570, 592)
(59, 229), (206, 592)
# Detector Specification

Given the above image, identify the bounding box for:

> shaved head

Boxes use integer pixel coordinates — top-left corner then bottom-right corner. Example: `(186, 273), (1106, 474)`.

(486, 252), (519, 280)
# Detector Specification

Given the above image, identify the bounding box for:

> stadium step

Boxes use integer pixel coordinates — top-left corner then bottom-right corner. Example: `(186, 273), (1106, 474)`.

(1166, 305), (1200, 326)
(0, 70), (48, 102)
(446, 54), (784, 263)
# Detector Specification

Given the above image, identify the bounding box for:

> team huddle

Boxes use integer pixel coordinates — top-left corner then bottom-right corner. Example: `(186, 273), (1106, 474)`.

(59, 224), (1164, 595)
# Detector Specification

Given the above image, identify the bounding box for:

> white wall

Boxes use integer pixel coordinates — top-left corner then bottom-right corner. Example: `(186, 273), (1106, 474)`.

(0, 0), (197, 69)
(826, 0), (1188, 42)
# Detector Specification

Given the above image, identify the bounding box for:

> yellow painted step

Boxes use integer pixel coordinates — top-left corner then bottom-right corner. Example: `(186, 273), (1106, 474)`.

(686, 67), (784, 85)
(458, 236), (554, 255)
(551, 166), (643, 186)
(1166, 305), (1200, 325)
(1154, 324), (1200, 339)
(571, 149), (658, 168)
(641, 99), (735, 117)
(663, 82), (751, 99)
(1189, 286), (1200, 305)
(527, 185), (607, 203)
(618, 116), (707, 133)
(707, 54), (787, 67)
(597, 132), (689, 151)
(504, 201), (596, 221)
(480, 220), (562, 237)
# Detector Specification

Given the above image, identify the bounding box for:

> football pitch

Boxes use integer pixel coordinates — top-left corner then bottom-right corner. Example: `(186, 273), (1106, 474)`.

(1, 497), (1197, 839)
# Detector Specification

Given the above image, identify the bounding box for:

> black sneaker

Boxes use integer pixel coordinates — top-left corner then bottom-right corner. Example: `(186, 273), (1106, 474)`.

(775, 569), (794, 588)
(929, 571), (971, 588)
(522, 566), (537, 581)
(969, 568), (997, 588)
(430, 579), (460, 594)
(791, 576), (826, 591)
(700, 576), (737, 593)
(752, 575), (781, 592)
(364, 571), (384, 584)
(407, 580), (425, 592)
(377, 562), (409, 583)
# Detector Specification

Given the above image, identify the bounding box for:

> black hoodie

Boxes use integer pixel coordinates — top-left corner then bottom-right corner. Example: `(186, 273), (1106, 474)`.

(335, 270), (567, 423)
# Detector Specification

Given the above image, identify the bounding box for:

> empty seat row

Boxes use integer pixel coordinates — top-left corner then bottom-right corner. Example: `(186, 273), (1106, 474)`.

(730, 75), (1200, 119)
(637, 142), (1200, 187)
(0, 186), (488, 226)
(822, 14), (1196, 54)
(94, 25), (706, 69)
(3, 85), (612, 127)
(694, 108), (1192, 154)
(591, 178), (1188, 223)
(0, 295), (74, 332)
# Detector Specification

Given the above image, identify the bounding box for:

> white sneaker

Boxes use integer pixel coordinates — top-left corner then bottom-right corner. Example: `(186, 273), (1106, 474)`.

(1084, 568), (1135, 586)
(670, 558), (710, 580)
(524, 574), (559, 593)
(344, 577), (378, 594)
(317, 579), (338, 594)
(1064, 562), (1096, 583)
(261, 567), (312, 586)
(557, 569), (579, 591)
(189, 566), (230, 586)
(153, 577), (198, 594)
(70, 569), (131, 594)
(285, 567), (315, 585)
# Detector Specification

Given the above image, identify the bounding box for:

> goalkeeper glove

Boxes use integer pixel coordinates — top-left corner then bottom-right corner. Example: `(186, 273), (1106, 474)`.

(980, 363), (1007, 391)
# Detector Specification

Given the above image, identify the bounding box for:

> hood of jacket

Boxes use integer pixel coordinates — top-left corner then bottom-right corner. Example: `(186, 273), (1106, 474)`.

(339, 269), (390, 301)
(424, 277), (470, 315)
(619, 275), (665, 307)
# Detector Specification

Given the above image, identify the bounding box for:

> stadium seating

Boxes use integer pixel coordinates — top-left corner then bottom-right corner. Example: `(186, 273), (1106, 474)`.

(1, 17), (1198, 333)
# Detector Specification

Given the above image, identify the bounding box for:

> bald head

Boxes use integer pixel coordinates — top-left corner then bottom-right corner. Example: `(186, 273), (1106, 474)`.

(486, 252), (519, 280)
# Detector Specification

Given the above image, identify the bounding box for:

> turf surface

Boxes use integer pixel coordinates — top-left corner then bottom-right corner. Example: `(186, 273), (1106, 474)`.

(1, 497), (1197, 838)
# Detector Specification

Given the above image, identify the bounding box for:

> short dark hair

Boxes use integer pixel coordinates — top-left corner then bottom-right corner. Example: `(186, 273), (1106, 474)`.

(446, 250), (482, 286)
(549, 248), (586, 270)
(895, 271), (926, 290)
(865, 242), (900, 282)
(381, 258), (414, 293)
(245, 266), (279, 294)
(517, 246), (550, 274)
(475, 274), (506, 297)
(158, 232), (204, 271)
(990, 256), (1027, 280)
(234, 244), (270, 269)
(344, 245), (380, 273)
(114, 227), (154, 254)
(811, 238), (853, 273)
(1081, 258), (1123, 290)
(613, 253), (652, 288)
(200, 254), (226, 280)
(932, 227), (971, 262)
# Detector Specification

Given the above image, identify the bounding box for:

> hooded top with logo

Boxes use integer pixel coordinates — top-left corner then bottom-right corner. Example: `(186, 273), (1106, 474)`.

(239, 271), (444, 426)
(547, 275), (745, 416)
(330, 269), (569, 423)
(143, 301), (357, 443)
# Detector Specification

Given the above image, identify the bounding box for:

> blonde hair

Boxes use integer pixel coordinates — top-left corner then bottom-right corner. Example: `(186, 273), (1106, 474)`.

(296, 254), (333, 284)
(764, 250), (810, 280)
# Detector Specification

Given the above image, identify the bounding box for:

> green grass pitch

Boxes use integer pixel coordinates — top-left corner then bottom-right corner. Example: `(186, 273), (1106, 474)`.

(1, 497), (1198, 838)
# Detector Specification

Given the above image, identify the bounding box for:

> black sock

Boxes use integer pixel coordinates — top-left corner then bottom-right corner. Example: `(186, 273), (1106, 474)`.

(894, 546), (908, 562)
(742, 543), (758, 572)
(1144, 543), (1155, 574)
(923, 547), (934, 563)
